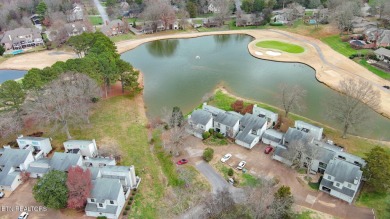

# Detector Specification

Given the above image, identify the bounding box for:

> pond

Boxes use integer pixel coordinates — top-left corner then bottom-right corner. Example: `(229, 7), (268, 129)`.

(121, 34), (390, 140)
(0, 69), (27, 84)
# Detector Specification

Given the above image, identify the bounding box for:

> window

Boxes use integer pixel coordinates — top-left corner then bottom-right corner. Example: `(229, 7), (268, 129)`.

(347, 184), (352, 188)
(338, 155), (346, 160)
(327, 175), (331, 180)
(91, 199), (95, 203)
(335, 182), (340, 187)
(110, 200), (114, 204)
(19, 140), (26, 144)
(32, 141), (39, 145)
(98, 203), (103, 207)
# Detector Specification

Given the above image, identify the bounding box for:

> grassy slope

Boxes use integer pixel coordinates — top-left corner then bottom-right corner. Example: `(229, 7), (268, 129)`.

(51, 95), (165, 218)
(321, 35), (390, 79)
(255, 40), (305, 53)
(356, 188), (390, 219)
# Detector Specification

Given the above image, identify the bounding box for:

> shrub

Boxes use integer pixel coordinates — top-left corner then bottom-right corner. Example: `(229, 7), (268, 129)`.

(123, 210), (128, 215)
(97, 216), (107, 219)
(202, 131), (211, 140)
(228, 168), (234, 176)
(202, 147), (214, 162)
(129, 196), (134, 201)
(209, 128), (214, 134)
(132, 190), (137, 195)
(216, 132), (224, 139)
(125, 206), (130, 210)
(128, 200), (132, 205)
(269, 22), (283, 26)
(91, 97), (100, 103)
(133, 188), (137, 191)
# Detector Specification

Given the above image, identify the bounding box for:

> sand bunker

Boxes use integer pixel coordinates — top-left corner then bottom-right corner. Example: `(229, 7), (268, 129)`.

(255, 51), (263, 56)
(266, 51), (282, 56)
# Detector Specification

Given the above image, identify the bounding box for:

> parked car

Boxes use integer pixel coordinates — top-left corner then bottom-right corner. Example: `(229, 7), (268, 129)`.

(176, 159), (188, 165)
(0, 191), (4, 198)
(237, 161), (246, 170)
(18, 212), (29, 219)
(264, 146), (273, 154)
(220, 153), (232, 163)
(228, 177), (235, 185)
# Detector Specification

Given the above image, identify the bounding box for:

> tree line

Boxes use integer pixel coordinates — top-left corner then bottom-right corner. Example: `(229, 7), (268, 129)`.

(0, 32), (139, 140)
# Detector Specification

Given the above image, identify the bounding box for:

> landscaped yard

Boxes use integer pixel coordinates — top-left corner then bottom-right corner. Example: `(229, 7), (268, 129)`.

(321, 35), (390, 80)
(89, 16), (103, 25)
(321, 35), (368, 57)
(256, 40), (305, 53)
(110, 33), (136, 43)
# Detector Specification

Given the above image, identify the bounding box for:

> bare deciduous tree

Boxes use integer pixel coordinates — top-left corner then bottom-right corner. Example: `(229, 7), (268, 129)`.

(327, 78), (380, 138)
(0, 111), (23, 139)
(141, 0), (176, 32)
(201, 188), (236, 219)
(98, 142), (122, 163)
(278, 83), (307, 117)
(24, 73), (101, 139)
(245, 180), (274, 219)
(164, 123), (189, 156)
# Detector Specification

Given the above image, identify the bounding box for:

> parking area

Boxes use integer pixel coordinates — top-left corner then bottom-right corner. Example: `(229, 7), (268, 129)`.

(0, 180), (90, 219)
(184, 136), (374, 219)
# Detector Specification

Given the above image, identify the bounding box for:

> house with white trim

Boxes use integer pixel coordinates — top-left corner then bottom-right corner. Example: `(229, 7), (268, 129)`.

(64, 139), (98, 158)
(252, 105), (278, 128)
(16, 136), (52, 160)
(235, 113), (267, 149)
(320, 159), (363, 204)
(0, 148), (34, 191)
(187, 109), (213, 139)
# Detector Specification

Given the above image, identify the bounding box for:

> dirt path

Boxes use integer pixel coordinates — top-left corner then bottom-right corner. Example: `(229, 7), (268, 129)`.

(1, 30), (390, 118)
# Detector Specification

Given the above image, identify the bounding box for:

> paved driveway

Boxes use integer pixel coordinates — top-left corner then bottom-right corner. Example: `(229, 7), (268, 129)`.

(184, 136), (375, 219)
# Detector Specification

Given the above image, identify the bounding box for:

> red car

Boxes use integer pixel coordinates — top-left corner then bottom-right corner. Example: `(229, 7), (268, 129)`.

(264, 146), (273, 154)
(177, 159), (188, 165)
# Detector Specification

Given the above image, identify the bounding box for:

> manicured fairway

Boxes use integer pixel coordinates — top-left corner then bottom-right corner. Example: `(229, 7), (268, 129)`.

(256, 40), (305, 53)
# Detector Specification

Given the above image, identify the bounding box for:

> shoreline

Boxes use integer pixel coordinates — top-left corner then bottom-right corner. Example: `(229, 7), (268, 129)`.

(1, 30), (389, 119)
(213, 85), (390, 146)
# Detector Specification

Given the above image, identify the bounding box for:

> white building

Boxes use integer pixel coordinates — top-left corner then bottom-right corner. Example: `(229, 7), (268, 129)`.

(294, 120), (323, 141)
(0, 148), (34, 191)
(64, 139), (98, 158)
(320, 159), (363, 204)
(252, 105), (279, 128)
(16, 136), (52, 160)
(85, 178), (126, 219)
(187, 109), (213, 139)
(235, 113), (267, 149)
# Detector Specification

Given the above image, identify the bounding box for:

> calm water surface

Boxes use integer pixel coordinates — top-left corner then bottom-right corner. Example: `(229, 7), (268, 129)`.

(0, 70), (27, 83)
(121, 35), (390, 140)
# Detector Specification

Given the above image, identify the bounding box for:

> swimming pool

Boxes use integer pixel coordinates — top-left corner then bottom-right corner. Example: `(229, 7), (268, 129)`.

(11, 49), (24, 55)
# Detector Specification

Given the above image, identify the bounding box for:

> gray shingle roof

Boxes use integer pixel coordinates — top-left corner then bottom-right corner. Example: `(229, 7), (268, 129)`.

(374, 47), (390, 57)
(320, 178), (355, 197)
(263, 129), (284, 143)
(50, 152), (81, 171)
(325, 159), (362, 184)
(214, 112), (241, 127)
(236, 114), (266, 144)
(203, 105), (225, 117)
(0, 27), (41, 44)
(0, 148), (31, 166)
(190, 109), (212, 126)
(0, 170), (19, 186)
(90, 178), (122, 203)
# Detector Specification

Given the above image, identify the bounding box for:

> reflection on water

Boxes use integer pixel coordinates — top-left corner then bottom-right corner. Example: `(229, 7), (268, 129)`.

(146, 40), (179, 57)
(121, 35), (390, 140)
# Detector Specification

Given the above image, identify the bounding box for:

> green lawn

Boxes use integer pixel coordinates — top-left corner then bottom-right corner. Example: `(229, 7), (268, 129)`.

(89, 16), (103, 25)
(359, 59), (390, 79)
(110, 33), (136, 43)
(241, 173), (261, 187)
(356, 189), (390, 219)
(321, 35), (390, 80)
(320, 35), (368, 57)
(255, 40), (305, 53)
(47, 95), (165, 218)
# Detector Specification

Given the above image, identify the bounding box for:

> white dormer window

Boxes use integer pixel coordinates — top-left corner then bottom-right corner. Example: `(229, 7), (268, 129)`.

(110, 200), (114, 204)
(98, 203), (103, 208)
(90, 198), (95, 203)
